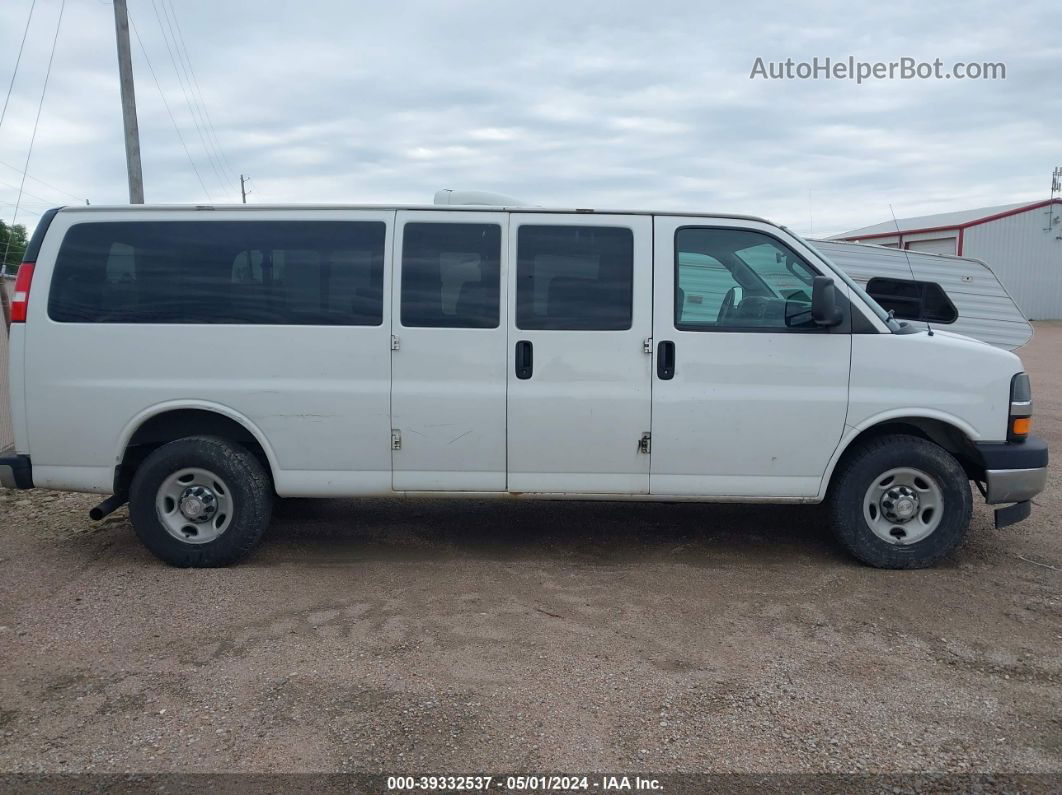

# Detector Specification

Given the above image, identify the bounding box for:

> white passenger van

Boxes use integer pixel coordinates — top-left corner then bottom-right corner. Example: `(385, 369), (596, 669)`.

(0, 202), (1048, 568)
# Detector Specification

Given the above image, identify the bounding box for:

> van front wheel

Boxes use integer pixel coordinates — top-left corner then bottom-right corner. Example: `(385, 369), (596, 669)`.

(829, 434), (972, 569)
(129, 436), (273, 567)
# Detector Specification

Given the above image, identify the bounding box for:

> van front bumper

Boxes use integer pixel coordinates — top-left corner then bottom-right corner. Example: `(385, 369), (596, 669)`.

(984, 466), (1048, 505)
(973, 436), (1048, 529)
(974, 436), (1049, 504)
(0, 453), (34, 490)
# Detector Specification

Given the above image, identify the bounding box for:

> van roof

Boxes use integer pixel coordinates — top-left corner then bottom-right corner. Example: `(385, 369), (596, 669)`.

(52, 203), (777, 226)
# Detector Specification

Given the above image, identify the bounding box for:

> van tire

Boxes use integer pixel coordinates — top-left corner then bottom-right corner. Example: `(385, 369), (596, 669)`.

(829, 434), (972, 569)
(129, 436), (273, 567)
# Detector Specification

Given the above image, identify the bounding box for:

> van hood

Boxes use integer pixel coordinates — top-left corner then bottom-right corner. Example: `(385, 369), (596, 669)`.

(921, 328), (989, 346)
(905, 325), (1023, 373)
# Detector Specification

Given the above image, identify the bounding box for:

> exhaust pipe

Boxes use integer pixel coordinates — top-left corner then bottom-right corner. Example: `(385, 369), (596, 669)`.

(89, 494), (128, 521)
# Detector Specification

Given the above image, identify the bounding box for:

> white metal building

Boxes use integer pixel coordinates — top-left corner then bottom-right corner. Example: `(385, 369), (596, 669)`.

(831, 199), (1062, 319)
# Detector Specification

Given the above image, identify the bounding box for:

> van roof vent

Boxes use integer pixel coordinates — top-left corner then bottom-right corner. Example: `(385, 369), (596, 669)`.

(433, 189), (533, 207)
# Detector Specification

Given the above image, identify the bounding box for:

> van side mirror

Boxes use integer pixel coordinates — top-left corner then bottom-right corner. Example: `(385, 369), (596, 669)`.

(811, 276), (843, 327)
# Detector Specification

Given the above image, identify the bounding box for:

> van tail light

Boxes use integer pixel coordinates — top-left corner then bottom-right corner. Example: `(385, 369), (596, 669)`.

(10, 262), (35, 323)
(1008, 372), (1032, 443)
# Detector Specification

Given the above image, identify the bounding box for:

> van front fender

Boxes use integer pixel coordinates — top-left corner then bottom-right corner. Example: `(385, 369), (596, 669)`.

(817, 409), (982, 500)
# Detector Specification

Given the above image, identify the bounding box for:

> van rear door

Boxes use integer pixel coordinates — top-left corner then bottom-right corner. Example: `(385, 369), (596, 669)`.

(505, 213), (653, 494)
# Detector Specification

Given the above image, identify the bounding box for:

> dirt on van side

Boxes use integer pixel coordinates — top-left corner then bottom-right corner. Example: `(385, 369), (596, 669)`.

(0, 325), (1060, 778)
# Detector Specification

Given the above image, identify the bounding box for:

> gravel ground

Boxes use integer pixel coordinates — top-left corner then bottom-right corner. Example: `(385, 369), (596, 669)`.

(0, 325), (1060, 777)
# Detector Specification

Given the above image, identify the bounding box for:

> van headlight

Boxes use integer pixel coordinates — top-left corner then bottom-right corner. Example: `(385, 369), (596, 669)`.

(1008, 373), (1032, 442)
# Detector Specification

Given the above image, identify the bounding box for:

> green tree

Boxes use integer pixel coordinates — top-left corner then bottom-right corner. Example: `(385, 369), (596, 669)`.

(1, 220), (29, 276)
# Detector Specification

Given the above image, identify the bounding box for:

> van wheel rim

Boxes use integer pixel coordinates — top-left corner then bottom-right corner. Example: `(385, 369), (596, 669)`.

(863, 467), (943, 545)
(156, 468), (233, 544)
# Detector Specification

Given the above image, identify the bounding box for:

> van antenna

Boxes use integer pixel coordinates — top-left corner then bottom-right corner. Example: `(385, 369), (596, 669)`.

(889, 203), (932, 336)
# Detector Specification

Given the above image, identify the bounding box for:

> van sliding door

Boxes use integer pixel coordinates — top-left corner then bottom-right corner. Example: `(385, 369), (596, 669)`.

(505, 214), (653, 494)
(390, 210), (508, 491)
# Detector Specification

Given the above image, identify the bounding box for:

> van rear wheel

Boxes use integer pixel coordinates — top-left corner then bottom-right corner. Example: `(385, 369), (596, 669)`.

(829, 434), (972, 569)
(129, 436), (272, 567)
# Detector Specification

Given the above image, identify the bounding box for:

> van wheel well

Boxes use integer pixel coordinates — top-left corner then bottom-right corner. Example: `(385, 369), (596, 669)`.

(830, 419), (983, 489)
(116, 410), (272, 496)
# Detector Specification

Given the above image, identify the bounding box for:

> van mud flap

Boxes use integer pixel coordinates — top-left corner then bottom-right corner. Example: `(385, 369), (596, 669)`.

(995, 500), (1031, 529)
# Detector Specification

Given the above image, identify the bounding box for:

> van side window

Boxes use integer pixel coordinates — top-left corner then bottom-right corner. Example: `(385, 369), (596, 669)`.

(675, 228), (820, 331)
(49, 221), (386, 325)
(400, 223), (501, 328)
(516, 225), (633, 330)
(865, 277), (957, 324)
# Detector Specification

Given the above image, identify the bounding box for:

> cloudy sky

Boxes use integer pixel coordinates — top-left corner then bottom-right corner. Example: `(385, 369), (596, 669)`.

(0, 0), (1058, 236)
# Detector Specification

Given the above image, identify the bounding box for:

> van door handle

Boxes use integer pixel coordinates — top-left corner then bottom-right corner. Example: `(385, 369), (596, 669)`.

(515, 340), (533, 379)
(657, 340), (675, 380)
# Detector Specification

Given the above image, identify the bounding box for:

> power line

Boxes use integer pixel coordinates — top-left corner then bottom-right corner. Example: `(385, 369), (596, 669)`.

(0, 201), (41, 217)
(0, 176), (70, 207)
(148, 0), (228, 196)
(159, 0), (237, 189)
(0, 0), (37, 134)
(128, 13), (213, 201)
(1, 0), (65, 271)
(0, 159), (85, 202)
(163, 0), (240, 189)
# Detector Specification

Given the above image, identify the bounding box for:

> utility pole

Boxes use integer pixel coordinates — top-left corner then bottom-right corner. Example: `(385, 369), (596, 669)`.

(240, 174), (249, 204)
(112, 0), (144, 204)
(1049, 166), (1062, 235)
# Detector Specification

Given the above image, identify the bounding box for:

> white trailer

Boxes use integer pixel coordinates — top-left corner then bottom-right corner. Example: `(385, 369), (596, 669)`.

(809, 239), (1033, 351)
